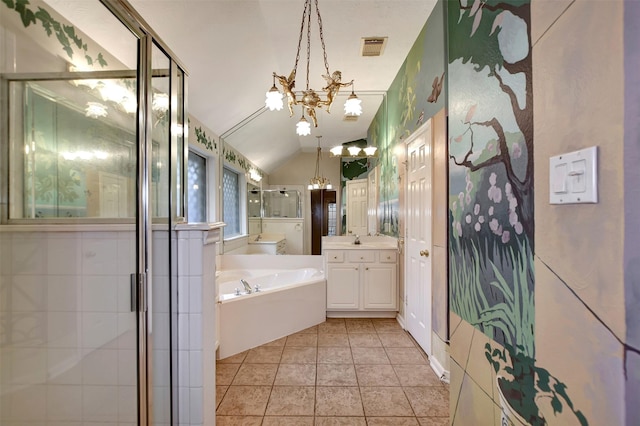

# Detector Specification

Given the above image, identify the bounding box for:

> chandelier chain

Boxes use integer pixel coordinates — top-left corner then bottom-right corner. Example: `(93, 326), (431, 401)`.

(315, 0), (331, 76)
(294, 0), (310, 78)
(306, 3), (311, 90)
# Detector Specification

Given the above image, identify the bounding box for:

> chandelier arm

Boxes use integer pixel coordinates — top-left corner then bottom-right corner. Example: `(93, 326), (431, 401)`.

(315, 0), (331, 76)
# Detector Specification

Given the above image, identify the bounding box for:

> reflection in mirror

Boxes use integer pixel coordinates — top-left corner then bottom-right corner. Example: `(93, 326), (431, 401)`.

(263, 189), (301, 218)
(247, 183), (262, 234)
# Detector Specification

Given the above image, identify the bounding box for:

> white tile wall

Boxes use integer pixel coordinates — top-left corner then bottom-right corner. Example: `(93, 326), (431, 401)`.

(0, 229), (139, 425)
(175, 224), (222, 426)
(0, 224), (222, 425)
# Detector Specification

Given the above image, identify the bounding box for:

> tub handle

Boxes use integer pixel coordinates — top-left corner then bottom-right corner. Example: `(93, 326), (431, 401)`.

(254, 284), (261, 292)
(235, 288), (241, 296)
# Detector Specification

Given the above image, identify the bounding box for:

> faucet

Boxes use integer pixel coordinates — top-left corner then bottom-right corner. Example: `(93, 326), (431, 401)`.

(354, 235), (361, 245)
(240, 279), (252, 294)
(255, 234), (262, 241)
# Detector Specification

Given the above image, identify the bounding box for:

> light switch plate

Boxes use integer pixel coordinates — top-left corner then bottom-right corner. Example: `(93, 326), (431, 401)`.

(549, 146), (598, 204)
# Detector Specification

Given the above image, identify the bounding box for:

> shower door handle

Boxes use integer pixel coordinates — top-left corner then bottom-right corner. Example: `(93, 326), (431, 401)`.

(130, 273), (148, 312)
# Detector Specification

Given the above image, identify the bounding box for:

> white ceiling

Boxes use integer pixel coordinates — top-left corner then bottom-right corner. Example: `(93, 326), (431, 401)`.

(128, 0), (437, 172)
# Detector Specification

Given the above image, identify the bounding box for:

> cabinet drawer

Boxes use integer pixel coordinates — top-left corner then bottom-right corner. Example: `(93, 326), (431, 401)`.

(326, 251), (344, 262)
(379, 250), (397, 263)
(347, 250), (375, 263)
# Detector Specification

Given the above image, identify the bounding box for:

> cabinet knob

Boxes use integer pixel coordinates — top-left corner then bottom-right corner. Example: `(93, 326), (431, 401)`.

(366, 267), (369, 270)
(420, 249), (430, 257)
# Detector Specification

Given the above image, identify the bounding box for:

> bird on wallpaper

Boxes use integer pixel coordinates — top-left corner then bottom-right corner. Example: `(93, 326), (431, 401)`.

(427, 72), (445, 103)
(416, 110), (424, 126)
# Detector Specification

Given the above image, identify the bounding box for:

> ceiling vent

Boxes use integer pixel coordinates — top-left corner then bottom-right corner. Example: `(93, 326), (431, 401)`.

(361, 37), (387, 57)
(343, 114), (359, 122)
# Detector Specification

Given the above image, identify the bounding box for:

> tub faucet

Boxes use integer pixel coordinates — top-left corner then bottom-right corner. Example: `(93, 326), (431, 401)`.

(240, 279), (252, 294)
(255, 234), (262, 241)
(354, 235), (361, 245)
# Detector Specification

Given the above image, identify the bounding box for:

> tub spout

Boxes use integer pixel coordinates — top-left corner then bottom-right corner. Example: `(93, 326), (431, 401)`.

(240, 279), (252, 294)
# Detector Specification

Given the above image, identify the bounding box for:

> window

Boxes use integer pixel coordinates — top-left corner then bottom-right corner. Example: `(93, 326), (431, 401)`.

(187, 151), (207, 223)
(223, 167), (241, 237)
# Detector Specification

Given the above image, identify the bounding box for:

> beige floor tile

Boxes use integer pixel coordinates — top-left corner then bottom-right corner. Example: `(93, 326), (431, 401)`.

(348, 333), (382, 347)
(232, 363), (278, 385)
(403, 386), (449, 417)
(217, 351), (248, 364)
(298, 325), (319, 334)
(360, 386), (414, 417)
(355, 364), (400, 386)
(265, 385), (315, 416)
(281, 346), (317, 364)
(417, 417), (450, 425)
(314, 417), (367, 425)
(318, 333), (350, 347)
(262, 416), (314, 425)
(351, 347), (390, 364)
(215, 415), (263, 426)
(367, 417), (420, 425)
(286, 333), (318, 347)
(385, 347), (428, 365)
(244, 345), (284, 364)
(372, 319), (403, 333)
(216, 385), (271, 416)
(216, 363), (240, 385)
(317, 347), (353, 364)
(262, 336), (287, 347)
(318, 321), (348, 334)
(378, 332), (416, 348)
(315, 386), (364, 416)
(274, 363), (316, 385)
(316, 364), (357, 386)
(216, 385), (228, 408)
(393, 365), (443, 387)
(345, 319), (376, 333)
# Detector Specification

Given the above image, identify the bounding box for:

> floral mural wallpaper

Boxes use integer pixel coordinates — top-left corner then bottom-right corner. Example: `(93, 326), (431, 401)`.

(368, 0), (446, 237)
(448, 0), (586, 424)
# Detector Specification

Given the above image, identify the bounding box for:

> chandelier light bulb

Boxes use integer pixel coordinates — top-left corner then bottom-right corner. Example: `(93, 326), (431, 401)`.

(265, 86), (284, 111)
(347, 146), (362, 156)
(344, 92), (362, 116)
(330, 146), (343, 156)
(362, 146), (377, 156)
(296, 116), (311, 136)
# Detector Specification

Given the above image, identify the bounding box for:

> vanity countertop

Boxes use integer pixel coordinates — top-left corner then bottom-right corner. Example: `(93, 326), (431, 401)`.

(321, 235), (397, 250)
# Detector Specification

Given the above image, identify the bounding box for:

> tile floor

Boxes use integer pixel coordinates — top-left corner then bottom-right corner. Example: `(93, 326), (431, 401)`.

(216, 318), (449, 425)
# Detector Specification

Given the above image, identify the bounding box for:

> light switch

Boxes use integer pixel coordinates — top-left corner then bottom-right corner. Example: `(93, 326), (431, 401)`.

(553, 163), (568, 193)
(549, 146), (598, 204)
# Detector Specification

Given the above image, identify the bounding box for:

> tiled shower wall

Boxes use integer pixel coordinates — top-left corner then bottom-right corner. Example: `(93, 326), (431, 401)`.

(0, 227), (138, 425)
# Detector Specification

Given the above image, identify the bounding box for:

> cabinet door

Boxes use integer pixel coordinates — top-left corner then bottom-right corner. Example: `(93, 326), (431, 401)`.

(327, 264), (360, 309)
(363, 264), (397, 309)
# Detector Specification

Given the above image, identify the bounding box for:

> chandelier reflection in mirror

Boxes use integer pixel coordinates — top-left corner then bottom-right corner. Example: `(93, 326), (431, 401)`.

(308, 136), (332, 190)
(265, 0), (362, 136)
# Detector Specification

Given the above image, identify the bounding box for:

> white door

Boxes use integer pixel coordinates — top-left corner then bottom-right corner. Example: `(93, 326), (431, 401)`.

(346, 178), (368, 236)
(405, 121), (433, 355)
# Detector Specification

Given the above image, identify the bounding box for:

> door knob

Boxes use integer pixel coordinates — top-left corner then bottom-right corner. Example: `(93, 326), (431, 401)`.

(420, 249), (430, 257)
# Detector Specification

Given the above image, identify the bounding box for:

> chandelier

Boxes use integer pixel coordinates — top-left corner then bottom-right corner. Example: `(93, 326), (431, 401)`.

(308, 136), (332, 190)
(265, 0), (362, 136)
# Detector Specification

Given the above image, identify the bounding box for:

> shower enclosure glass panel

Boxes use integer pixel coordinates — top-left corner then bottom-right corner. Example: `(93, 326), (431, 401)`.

(263, 189), (301, 218)
(0, 1), (141, 424)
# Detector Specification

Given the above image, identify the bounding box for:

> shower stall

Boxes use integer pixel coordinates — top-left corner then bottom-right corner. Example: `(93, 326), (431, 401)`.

(0, 0), (189, 423)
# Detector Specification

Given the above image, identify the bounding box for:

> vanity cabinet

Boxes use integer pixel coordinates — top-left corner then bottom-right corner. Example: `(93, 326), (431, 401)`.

(325, 248), (397, 312)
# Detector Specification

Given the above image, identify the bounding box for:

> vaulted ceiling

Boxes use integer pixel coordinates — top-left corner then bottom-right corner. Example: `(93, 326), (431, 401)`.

(129, 0), (437, 173)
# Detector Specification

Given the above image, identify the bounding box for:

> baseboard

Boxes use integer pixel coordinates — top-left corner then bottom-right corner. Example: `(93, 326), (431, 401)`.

(430, 356), (450, 384)
(396, 313), (406, 329)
